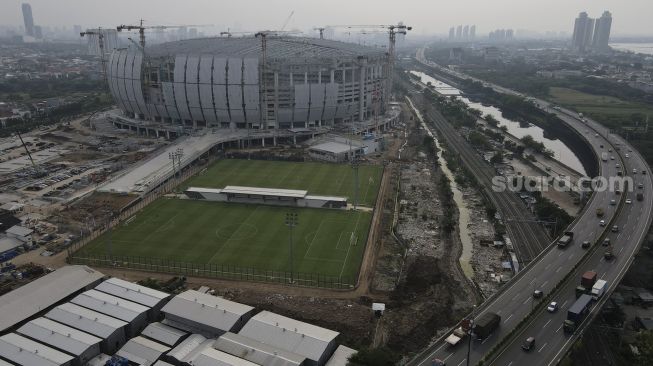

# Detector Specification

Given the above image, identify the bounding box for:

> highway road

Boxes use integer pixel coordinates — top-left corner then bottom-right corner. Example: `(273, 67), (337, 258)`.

(408, 50), (653, 366)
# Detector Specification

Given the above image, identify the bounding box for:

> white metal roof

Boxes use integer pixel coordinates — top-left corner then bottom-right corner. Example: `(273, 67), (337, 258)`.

(0, 236), (22, 253)
(222, 186), (307, 198)
(192, 347), (259, 366)
(141, 322), (187, 347)
(0, 359), (13, 366)
(304, 195), (348, 202)
(5, 225), (33, 237)
(238, 311), (339, 362)
(116, 336), (170, 366)
(153, 361), (176, 366)
(0, 265), (104, 332)
(86, 353), (112, 366)
(325, 345), (357, 366)
(309, 141), (355, 155)
(70, 289), (149, 323)
(166, 334), (212, 363)
(215, 332), (305, 366)
(161, 290), (254, 333)
(0, 333), (74, 366)
(95, 277), (170, 308)
(186, 187), (223, 194)
(17, 317), (102, 356)
(45, 302), (127, 338)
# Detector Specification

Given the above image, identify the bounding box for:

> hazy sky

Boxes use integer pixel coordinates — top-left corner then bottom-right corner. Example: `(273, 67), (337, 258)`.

(1, 0), (652, 36)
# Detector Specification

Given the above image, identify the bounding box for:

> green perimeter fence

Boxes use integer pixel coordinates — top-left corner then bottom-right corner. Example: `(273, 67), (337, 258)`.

(68, 252), (355, 290)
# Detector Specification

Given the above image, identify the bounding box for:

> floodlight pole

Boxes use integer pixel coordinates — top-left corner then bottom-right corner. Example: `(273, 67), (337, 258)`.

(285, 212), (298, 283)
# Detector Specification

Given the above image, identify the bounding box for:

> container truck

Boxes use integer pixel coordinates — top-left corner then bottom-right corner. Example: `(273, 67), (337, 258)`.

(473, 312), (501, 339)
(557, 231), (574, 248)
(564, 294), (593, 333)
(591, 280), (608, 300)
(601, 152), (608, 162)
(581, 271), (597, 288)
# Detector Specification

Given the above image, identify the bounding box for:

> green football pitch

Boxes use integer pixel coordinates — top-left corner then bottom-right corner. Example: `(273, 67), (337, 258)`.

(81, 199), (372, 279)
(184, 159), (382, 206)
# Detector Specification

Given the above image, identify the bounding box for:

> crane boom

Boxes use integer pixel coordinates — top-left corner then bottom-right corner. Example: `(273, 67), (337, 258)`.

(280, 11), (294, 31)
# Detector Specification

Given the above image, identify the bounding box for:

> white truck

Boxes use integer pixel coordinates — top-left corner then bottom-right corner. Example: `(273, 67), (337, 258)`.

(591, 279), (608, 300)
(601, 152), (608, 162)
(445, 327), (467, 347)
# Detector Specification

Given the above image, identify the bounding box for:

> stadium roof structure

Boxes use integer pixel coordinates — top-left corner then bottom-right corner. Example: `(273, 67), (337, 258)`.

(214, 332), (306, 366)
(17, 317), (102, 357)
(0, 333), (75, 366)
(192, 347), (259, 366)
(161, 290), (254, 334)
(238, 310), (339, 362)
(116, 336), (170, 366)
(94, 277), (170, 308)
(70, 289), (149, 323)
(221, 186), (308, 198)
(45, 302), (128, 339)
(141, 322), (187, 347)
(0, 265), (104, 332)
(145, 36), (386, 60)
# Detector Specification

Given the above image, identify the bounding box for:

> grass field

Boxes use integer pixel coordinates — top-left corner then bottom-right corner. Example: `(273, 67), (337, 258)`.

(184, 159), (383, 207)
(81, 199), (372, 279)
(549, 87), (653, 126)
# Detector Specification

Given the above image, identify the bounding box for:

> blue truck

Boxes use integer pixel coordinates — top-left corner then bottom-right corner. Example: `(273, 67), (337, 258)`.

(563, 294), (593, 333)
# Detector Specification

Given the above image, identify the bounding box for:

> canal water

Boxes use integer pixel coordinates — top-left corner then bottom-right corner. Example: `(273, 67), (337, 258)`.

(407, 98), (475, 279)
(410, 71), (587, 176)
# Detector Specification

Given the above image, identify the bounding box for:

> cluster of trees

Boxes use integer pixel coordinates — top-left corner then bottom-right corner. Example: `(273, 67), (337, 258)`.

(521, 135), (554, 157)
(1, 78), (105, 101)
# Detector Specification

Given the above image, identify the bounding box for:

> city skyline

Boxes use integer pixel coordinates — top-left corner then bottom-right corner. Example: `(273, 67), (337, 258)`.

(0, 0), (652, 37)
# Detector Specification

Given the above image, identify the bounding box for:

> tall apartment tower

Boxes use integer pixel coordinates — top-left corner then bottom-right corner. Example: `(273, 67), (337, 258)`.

(21, 3), (34, 37)
(572, 12), (595, 52)
(592, 11), (612, 51)
(470, 25), (476, 40)
(449, 27), (455, 40)
(462, 25), (469, 40)
(456, 25), (462, 39)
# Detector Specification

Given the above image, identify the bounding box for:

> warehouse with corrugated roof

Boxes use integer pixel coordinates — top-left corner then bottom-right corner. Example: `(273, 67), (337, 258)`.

(238, 311), (339, 366)
(161, 290), (254, 337)
(141, 322), (188, 347)
(116, 336), (170, 366)
(0, 333), (75, 366)
(214, 331), (306, 366)
(94, 277), (170, 317)
(70, 289), (149, 337)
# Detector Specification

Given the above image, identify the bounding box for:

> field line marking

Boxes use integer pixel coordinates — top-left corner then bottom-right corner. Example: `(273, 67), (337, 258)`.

(338, 212), (362, 278)
(303, 219), (328, 259)
(137, 209), (183, 247)
(207, 206), (263, 263)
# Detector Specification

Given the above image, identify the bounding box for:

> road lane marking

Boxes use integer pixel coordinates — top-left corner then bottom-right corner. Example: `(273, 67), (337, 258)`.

(523, 298), (530, 305)
(601, 272), (606, 279)
(569, 253), (575, 260)
(556, 325), (563, 333)
(543, 319), (552, 328)
(504, 314), (514, 324)
(542, 280), (549, 287)
(538, 343), (548, 353)
(457, 359), (466, 366)
(558, 251), (564, 257)
(508, 362), (513, 366)
(618, 247), (623, 255)
(600, 257), (605, 263)
(556, 266), (562, 273)
(545, 263), (551, 270)
(443, 352), (454, 362)
(562, 300), (568, 308)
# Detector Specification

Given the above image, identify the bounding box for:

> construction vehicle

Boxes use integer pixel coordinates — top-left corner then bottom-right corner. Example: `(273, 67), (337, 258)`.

(596, 208), (604, 217)
(591, 279), (608, 300)
(473, 312), (501, 339)
(564, 294), (592, 333)
(557, 231), (574, 248)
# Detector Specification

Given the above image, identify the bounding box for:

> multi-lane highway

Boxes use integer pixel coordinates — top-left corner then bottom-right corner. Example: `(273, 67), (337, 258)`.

(408, 51), (653, 366)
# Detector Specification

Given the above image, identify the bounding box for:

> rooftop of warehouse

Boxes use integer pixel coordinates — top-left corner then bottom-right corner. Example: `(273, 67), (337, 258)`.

(0, 265), (104, 332)
(141, 36), (387, 59)
(162, 290), (254, 332)
(94, 277), (170, 308)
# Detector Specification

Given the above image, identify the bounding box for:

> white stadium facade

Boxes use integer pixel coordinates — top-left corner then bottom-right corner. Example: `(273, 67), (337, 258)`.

(107, 36), (389, 131)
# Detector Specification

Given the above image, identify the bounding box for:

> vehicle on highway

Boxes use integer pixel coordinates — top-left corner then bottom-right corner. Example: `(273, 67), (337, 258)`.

(608, 148), (613, 152)
(602, 238), (611, 246)
(638, 192), (644, 201)
(638, 183), (644, 189)
(643, 170), (647, 174)
(557, 231), (574, 248)
(564, 294), (593, 333)
(599, 220), (606, 226)
(533, 290), (544, 299)
(601, 152), (608, 161)
(431, 358), (445, 366)
(604, 249), (614, 260)
(547, 302), (559, 313)
(633, 168), (637, 174)
(617, 170), (623, 176)
(473, 312), (501, 339)
(591, 280), (608, 300)
(610, 199), (616, 205)
(445, 327), (467, 347)
(626, 154), (630, 158)
(612, 225), (619, 233)
(626, 199), (632, 204)
(521, 337), (536, 352)
(595, 133), (599, 137)
(596, 208), (604, 217)
(582, 240), (591, 249)
(611, 155), (615, 160)
(616, 163), (621, 168)
(615, 188), (621, 195)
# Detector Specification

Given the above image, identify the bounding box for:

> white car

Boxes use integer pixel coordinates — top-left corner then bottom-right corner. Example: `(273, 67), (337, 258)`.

(610, 156), (615, 160)
(626, 154), (630, 158)
(626, 199), (633, 204)
(599, 220), (606, 227)
(633, 168), (638, 174)
(547, 302), (558, 313)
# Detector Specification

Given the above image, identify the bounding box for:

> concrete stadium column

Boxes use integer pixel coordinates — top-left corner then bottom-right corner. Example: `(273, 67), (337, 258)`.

(262, 138), (265, 147)
(273, 136), (277, 146)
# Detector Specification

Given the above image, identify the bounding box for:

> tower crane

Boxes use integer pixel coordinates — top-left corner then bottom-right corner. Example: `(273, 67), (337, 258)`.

(80, 28), (108, 81)
(314, 27), (326, 39)
(280, 11), (294, 31)
(116, 20), (213, 48)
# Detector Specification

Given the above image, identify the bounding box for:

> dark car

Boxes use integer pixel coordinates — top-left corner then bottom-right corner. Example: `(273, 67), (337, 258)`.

(522, 337), (536, 351)
(533, 290), (544, 299)
(582, 241), (591, 249)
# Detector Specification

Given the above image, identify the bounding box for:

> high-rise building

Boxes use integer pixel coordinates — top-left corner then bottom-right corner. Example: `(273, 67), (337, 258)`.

(572, 12), (595, 52)
(21, 3), (34, 37)
(470, 25), (476, 40)
(449, 27), (455, 40)
(463, 25), (469, 40)
(456, 25), (462, 40)
(592, 11), (612, 51)
(33, 25), (42, 39)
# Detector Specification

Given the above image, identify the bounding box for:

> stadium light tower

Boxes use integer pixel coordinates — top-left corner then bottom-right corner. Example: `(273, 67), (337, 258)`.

(285, 212), (299, 283)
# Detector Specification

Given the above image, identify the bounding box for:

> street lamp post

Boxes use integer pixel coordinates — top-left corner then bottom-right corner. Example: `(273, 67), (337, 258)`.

(285, 212), (298, 283)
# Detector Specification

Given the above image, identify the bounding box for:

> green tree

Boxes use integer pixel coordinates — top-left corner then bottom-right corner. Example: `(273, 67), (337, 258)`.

(347, 347), (401, 366)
